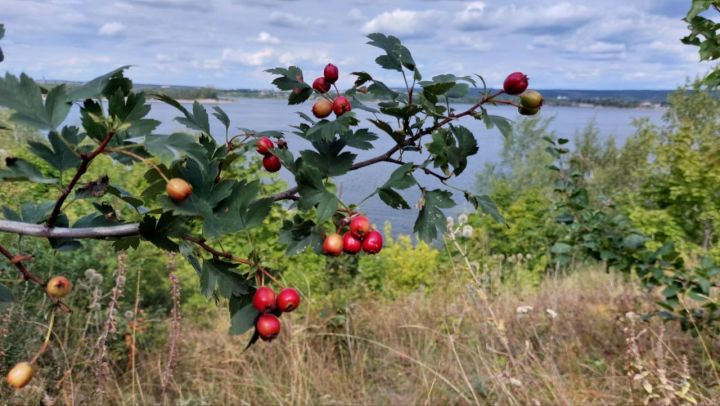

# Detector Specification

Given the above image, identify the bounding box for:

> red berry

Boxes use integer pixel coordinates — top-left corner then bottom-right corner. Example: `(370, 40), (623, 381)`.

(332, 96), (352, 117)
(342, 232), (362, 254)
(276, 288), (301, 313)
(362, 230), (383, 254)
(323, 233), (343, 256)
(256, 313), (281, 341)
(323, 63), (339, 84)
(256, 136), (274, 155)
(349, 215), (371, 239)
(503, 72), (529, 95)
(312, 77), (331, 93)
(263, 154), (282, 172)
(252, 286), (276, 313)
(312, 99), (333, 119)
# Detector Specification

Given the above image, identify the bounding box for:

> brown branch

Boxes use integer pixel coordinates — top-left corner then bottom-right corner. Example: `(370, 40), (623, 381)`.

(47, 131), (116, 228)
(0, 244), (71, 312)
(271, 90), (504, 201)
(385, 157), (451, 182)
(182, 235), (283, 285)
(181, 235), (253, 266)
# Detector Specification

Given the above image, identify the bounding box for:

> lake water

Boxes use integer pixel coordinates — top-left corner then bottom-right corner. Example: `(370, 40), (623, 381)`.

(66, 99), (666, 236)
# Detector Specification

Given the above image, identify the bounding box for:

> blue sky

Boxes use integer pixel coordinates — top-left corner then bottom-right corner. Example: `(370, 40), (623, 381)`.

(0, 0), (710, 90)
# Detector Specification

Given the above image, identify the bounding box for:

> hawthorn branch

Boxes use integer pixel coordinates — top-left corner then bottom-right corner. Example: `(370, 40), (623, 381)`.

(271, 91), (504, 201)
(0, 92), (503, 238)
(0, 243), (71, 312)
(0, 220), (139, 239)
(0, 244), (43, 285)
(47, 131), (116, 228)
(384, 157), (451, 182)
(182, 235), (282, 285)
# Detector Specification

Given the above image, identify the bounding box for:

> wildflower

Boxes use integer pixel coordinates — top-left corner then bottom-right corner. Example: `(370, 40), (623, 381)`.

(124, 310), (134, 320)
(84, 268), (98, 279)
(516, 305), (533, 315)
(446, 216), (454, 228)
(461, 225), (473, 239)
(91, 274), (104, 286)
(458, 213), (468, 225)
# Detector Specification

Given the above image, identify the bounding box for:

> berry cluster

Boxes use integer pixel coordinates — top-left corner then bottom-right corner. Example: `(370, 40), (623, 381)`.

(255, 136), (282, 173)
(323, 215), (383, 256)
(311, 63), (352, 119)
(252, 286), (301, 341)
(502, 72), (544, 116)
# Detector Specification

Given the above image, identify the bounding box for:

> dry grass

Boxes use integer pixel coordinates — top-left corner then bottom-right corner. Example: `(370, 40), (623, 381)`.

(4, 269), (719, 405)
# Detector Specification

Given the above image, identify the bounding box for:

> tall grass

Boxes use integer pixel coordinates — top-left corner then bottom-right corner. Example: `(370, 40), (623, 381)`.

(3, 266), (717, 405)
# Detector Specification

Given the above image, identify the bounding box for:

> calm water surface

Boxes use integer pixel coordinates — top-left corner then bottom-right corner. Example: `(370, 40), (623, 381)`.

(66, 99), (665, 235)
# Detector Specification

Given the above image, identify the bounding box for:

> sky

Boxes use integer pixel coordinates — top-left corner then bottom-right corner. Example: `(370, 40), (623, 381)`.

(0, 0), (711, 90)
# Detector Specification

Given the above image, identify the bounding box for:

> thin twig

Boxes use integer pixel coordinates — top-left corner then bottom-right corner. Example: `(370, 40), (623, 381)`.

(0, 243), (71, 312)
(105, 147), (170, 182)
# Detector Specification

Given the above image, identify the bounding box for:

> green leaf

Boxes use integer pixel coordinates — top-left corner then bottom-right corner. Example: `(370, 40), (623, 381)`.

(383, 163), (416, 190)
(0, 283), (13, 302)
(142, 133), (208, 166)
(300, 140), (356, 177)
(378, 188), (410, 209)
(0, 157), (57, 184)
(202, 180), (273, 238)
(304, 115), (356, 143)
(296, 167), (339, 222)
(414, 189), (455, 242)
(687, 0), (714, 20)
(484, 115), (513, 139)
(0, 74), (71, 129)
(551, 242), (573, 254)
(266, 66), (312, 105)
(156, 95), (212, 135)
(212, 106), (230, 134)
(366, 33), (416, 71)
(464, 192), (505, 223)
(229, 294), (259, 336)
(138, 212), (184, 251)
(200, 259), (251, 298)
(279, 215), (323, 255)
(340, 128), (378, 150)
(622, 234), (647, 250)
(28, 127), (82, 172)
(351, 71), (373, 87)
(66, 66), (131, 101)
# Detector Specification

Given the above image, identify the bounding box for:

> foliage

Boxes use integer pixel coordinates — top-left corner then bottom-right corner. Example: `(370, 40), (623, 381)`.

(0, 30), (530, 350)
(358, 224), (440, 296)
(683, 1), (720, 87)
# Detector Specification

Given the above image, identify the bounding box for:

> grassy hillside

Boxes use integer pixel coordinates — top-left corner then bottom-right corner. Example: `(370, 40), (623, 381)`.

(3, 268), (717, 405)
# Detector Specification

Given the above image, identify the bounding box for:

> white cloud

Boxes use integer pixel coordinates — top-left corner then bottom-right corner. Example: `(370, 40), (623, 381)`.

(362, 9), (444, 37)
(457, 2), (594, 32)
(347, 8), (366, 23)
(222, 48), (274, 66)
(98, 22), (126, 36)
(255, 31), (280, 45)
(268, 12), (313, 28)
